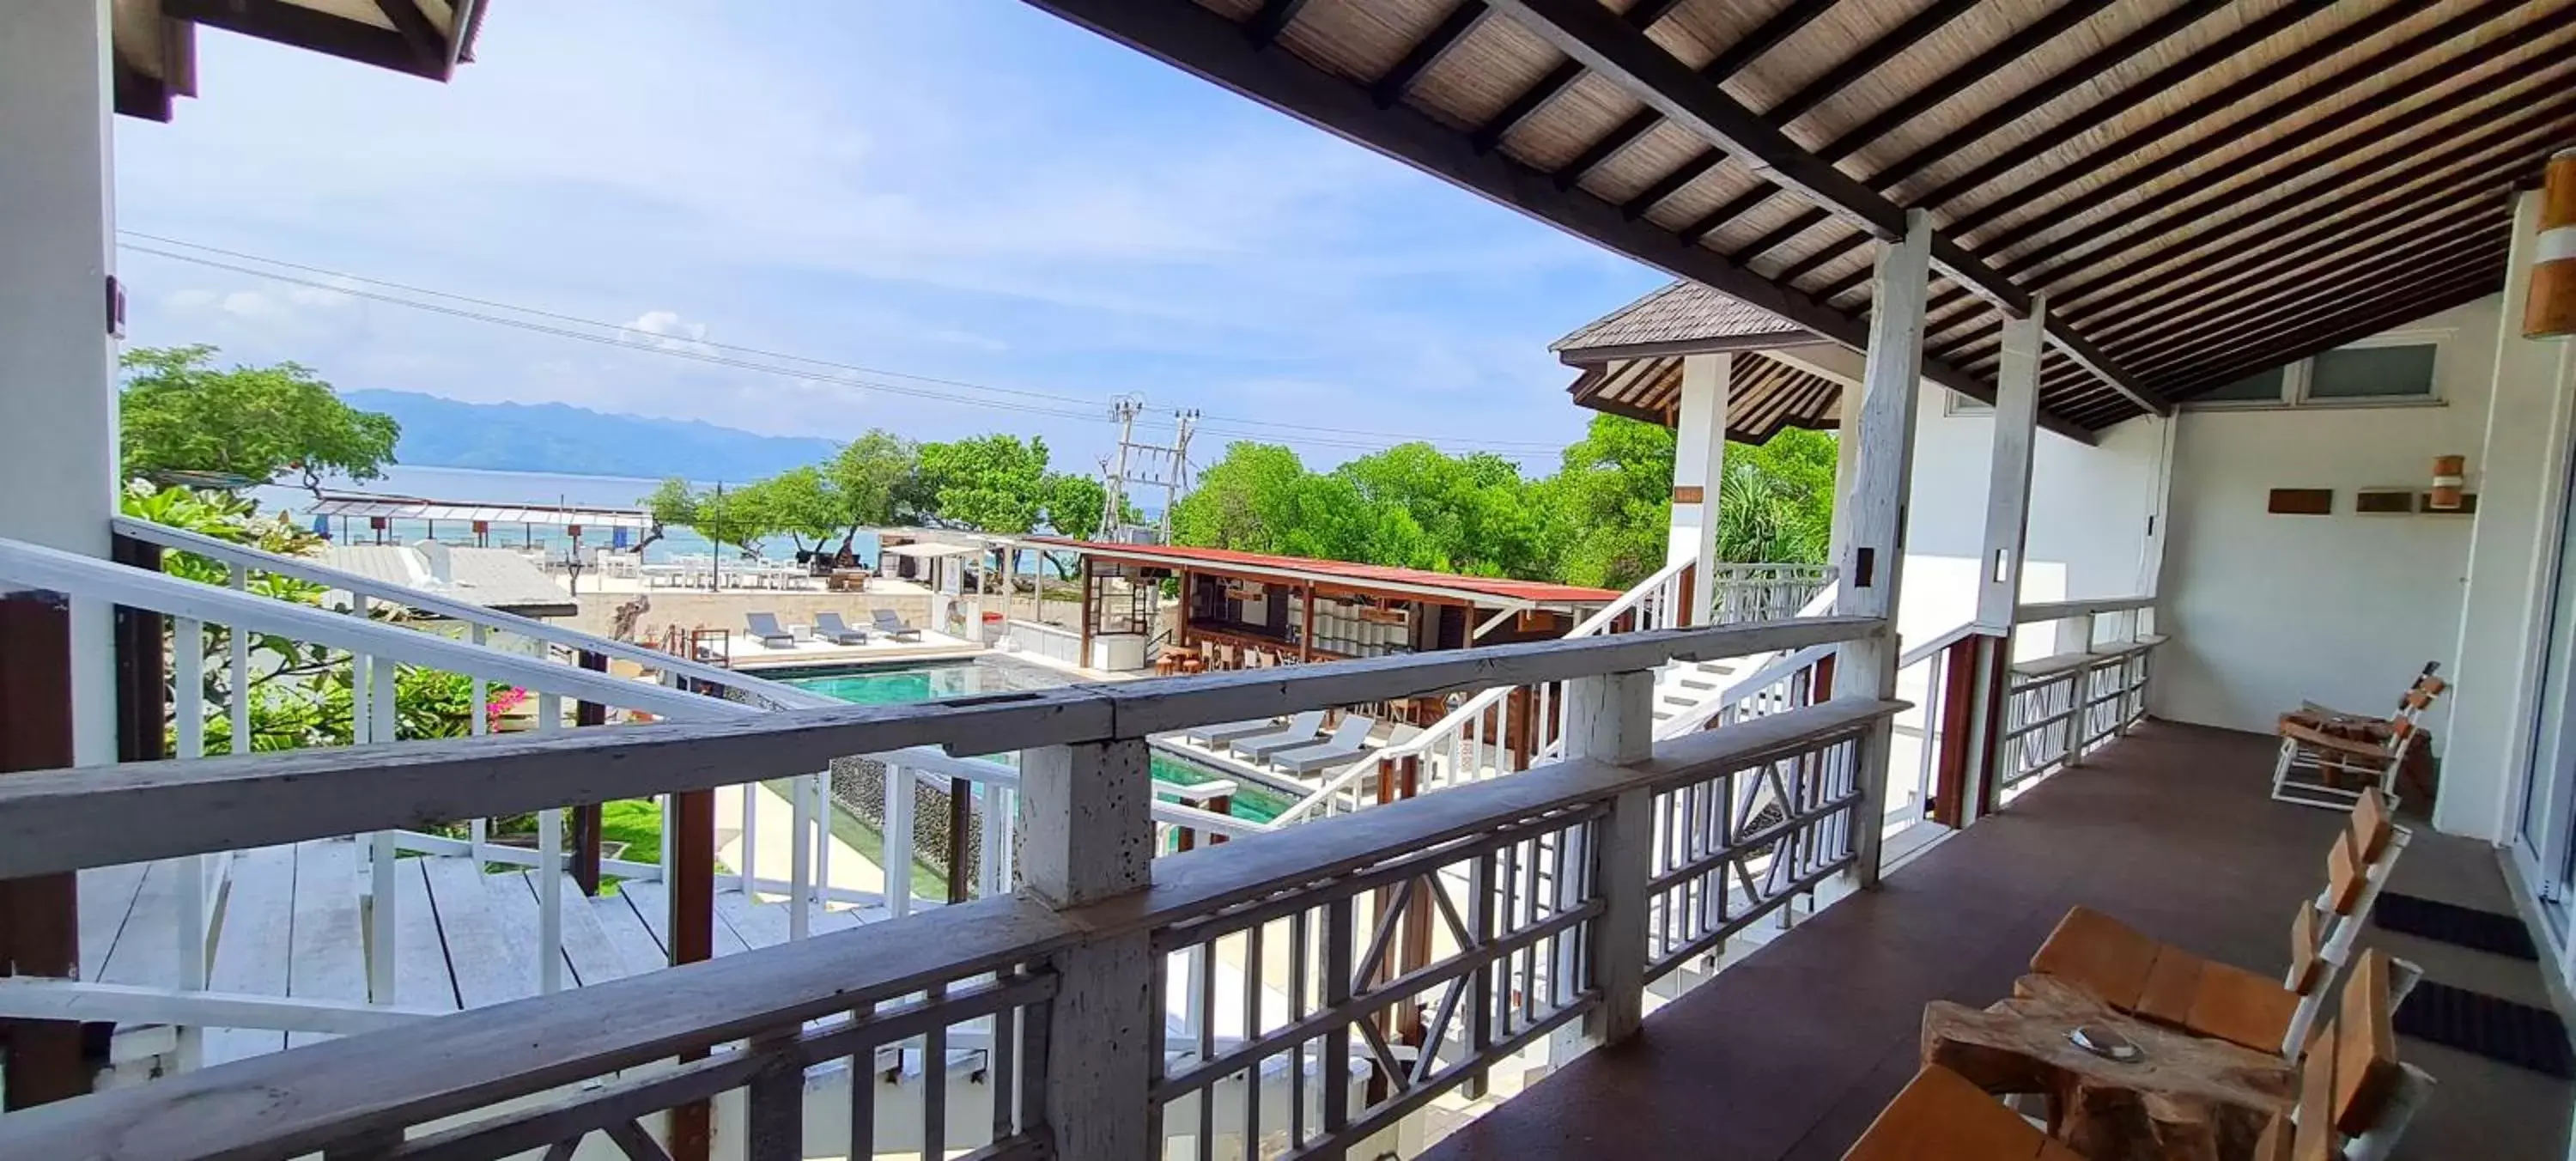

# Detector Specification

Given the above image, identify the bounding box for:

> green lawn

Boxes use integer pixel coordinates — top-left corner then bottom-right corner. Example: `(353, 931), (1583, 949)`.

(760, 779), (951, 902)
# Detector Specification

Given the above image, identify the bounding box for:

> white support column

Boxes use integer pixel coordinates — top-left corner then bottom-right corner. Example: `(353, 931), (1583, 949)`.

(1021, 738), (1157, 1161)
(1835, 210), (1934, 889)
(1828, 392), (1862, 567)
(1977, 295), (2044, 635)
(1668, 354), (1732, 623)
(0, 0), (118, 766)
(2134, 413), (2180, 638)
(1557, 672), (1654, 1054)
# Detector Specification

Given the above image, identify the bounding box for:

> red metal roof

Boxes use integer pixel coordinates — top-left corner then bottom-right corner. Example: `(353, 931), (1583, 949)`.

(1030, 540), (1621, 605)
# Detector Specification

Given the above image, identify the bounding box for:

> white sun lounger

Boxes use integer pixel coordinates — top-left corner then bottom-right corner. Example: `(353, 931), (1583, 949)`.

(1270, 715), (1378, 774)
(1185, 718), (1278, 747)
(1229, 710), (1327, 761)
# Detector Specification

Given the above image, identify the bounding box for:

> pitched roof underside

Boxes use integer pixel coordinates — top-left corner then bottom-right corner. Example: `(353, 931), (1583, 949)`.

(1567, 350), (1842, 443)
(1026, 0), (2566, 439)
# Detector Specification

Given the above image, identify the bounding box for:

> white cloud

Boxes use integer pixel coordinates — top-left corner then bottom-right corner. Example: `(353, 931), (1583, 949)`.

(618, 309), (715, 356)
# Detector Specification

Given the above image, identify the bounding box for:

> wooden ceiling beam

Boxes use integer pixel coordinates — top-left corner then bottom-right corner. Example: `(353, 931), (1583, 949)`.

(1775, 0), (2233, 289)
(1481, 0), (2169, 417)
(1370, 1), (1486, 108)
(2156, 265), (2507, 401)
(1643, 0), (1978, 223)
(1963, 0), (2540, 252)
(2038, 100), (2576, 320)
(2123, 226), (2510, 372)
(1550, 0), (1840, 191)
(1911, 41), (2573, 335)
(2083, 181), (2541, 350)
(1245, 0), (1313, 47)
(1012, 0), (2099, 445)
(165, 0), (445, 80)
(1469, 0), (1696, 155)
(371, 0), (445, 72)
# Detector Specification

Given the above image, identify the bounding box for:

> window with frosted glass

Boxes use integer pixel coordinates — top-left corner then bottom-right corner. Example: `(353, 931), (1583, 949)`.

(2307, 344), (2437, 400)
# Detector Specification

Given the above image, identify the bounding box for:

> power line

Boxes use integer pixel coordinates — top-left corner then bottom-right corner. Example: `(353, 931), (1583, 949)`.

(117, 233), (1577, 454)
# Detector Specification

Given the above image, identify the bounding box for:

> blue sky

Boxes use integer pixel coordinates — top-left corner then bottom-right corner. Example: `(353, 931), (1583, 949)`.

(113, 1), (1667, 473)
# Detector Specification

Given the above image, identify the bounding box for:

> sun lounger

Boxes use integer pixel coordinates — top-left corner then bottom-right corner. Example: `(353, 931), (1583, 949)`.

(1229, 710), (1327, 760)
(811, 611), (872, 646)
(1185, 718), (1278, 747)
(744, 611), (797, 648)
(872, 608), (924, 642)
(1270, 715), (1378, 774)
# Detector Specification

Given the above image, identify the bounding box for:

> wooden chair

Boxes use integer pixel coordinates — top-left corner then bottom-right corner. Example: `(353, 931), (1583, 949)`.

(1844, 1063), (2084, 1160)
(2273, 665), (2445, 811)
(2030, 791), (2416, 1058)
(2251, 951), (2434, 1161)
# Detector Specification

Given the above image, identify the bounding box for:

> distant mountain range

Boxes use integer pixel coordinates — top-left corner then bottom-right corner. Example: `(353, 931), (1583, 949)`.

(343, 390), (839, 483)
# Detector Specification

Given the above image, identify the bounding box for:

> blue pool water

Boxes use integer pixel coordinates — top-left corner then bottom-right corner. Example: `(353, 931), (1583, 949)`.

(777, 660), (1295, 823)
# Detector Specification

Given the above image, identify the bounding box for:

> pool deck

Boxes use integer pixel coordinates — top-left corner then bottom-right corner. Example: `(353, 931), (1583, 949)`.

(719, 629), (982, 671)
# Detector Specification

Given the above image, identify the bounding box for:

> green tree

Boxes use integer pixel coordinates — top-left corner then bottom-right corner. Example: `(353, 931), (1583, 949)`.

(827, 429), (917, 550)
(1169, 442), (1310, 554)
(914, 434), (1051, 532)
(741, 467), (841, 554)
(119, 345), (400, 496)
(1715, 429), (1835, 566)
(1540, 416), (1676, 590)
(1335, 443), (1548, 578)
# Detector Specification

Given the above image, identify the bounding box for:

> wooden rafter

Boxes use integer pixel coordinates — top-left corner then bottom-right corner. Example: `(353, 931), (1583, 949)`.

(1020, 0), (2101, 443)
(1774, 0), (2236, 289)
(165, 0), (450, 81)
(1479, 0), (2170, 416)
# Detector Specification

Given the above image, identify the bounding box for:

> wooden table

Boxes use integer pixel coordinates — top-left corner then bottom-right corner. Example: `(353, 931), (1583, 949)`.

(1923, 975), (2295, 1161)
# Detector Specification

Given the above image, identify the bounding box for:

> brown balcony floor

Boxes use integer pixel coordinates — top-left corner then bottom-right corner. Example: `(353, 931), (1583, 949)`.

(1425, 720), (2575, 1161)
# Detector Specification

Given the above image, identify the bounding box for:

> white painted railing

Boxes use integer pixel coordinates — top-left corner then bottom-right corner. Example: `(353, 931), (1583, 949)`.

(1704, 562), (1834, 626)
(0, 616), (1901, 1160)
(1995, 599), (2163, 799)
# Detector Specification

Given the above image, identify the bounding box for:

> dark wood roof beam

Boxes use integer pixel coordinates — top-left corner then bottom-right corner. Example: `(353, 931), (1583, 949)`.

(1917, 1), (2331, 228)
(1471, 0), (1698, 154)
(1728, 205), (1829, 258)
(2123, 226), (2510, 373)
(1664, 0), (1980, 246)
(1780, 0), (2236, 289)
(165, 0), (445, 80)
(1482, 0), (2170, 416)
(1371, 2), (1487, 108)
(1246, 0), (1314, 46)
(1990, 47), (2576, 287)
(1623, 153), (1725, 218)
(2156, 264), (2507, 400)
(1547, 0), (1844, 190)
(2083, 181), (2543, 349)
(1962, 0), (2541, 252)
(1822, 0), (2122, 168)
(1012, 0), (2096, 446)
(371, 0), (445, 72)
(2135, 235), (2509, 387)
(2039, 100), (2576, 319)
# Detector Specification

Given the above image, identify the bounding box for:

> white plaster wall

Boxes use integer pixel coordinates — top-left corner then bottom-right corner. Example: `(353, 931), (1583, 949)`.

(2150, 297), (2502, 748)
(1899, 384), (2161, 649)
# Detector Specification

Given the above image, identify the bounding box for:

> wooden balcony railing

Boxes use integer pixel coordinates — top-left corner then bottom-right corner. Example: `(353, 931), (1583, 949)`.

(0, 599), (1899, 1160)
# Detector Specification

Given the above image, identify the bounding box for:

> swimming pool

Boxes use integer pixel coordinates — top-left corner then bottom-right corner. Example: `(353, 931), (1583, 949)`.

(778, 659), (1297, 824)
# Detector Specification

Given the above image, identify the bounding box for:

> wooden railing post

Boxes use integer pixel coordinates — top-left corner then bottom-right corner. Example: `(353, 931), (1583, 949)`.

(1558, 670), (1655, 1053)
(570, 652), (607, 896)
(1020, 737), (1155, 1161)
(0, 591), (88, 1109)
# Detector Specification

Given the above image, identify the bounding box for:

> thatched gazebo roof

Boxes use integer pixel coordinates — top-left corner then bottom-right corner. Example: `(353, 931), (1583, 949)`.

(1553, 281), (1844, 442)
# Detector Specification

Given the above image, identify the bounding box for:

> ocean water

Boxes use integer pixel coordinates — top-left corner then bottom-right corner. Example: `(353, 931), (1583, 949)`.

(246, 464), (874, 564)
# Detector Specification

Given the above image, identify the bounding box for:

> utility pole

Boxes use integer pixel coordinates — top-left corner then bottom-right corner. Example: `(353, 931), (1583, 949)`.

(1098, 398), (1197, 544)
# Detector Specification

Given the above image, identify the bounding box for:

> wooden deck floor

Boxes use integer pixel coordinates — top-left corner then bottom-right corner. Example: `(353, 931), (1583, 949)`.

(77, 842), (872, 1065)
(1424, 720), (2576, 1161)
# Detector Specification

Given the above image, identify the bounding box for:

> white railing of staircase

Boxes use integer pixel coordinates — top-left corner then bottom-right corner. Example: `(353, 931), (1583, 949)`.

(1273, 556), (1698, 824)
(1704, 562), (1835, 626)
(0, 610), (1900, 1161)
(112, 516), (841, 712)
